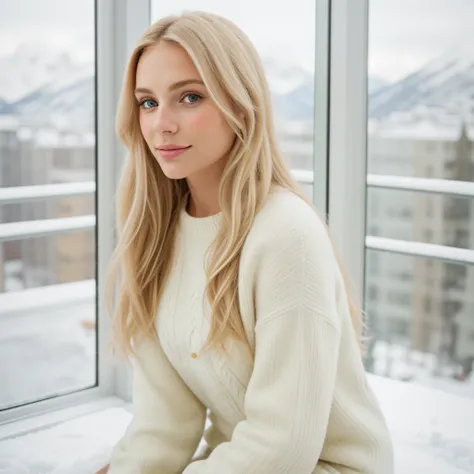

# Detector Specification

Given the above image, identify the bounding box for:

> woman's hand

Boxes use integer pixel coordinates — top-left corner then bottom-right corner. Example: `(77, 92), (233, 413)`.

(94, 464), (110, 474)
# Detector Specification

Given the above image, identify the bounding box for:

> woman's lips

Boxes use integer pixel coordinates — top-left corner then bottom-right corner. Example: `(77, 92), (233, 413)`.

(156, 145), (191, 159)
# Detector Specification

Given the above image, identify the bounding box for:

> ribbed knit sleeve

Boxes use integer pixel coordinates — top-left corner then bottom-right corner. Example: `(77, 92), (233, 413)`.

(183, 208), (343, 474)
(108, 335), (206, 474)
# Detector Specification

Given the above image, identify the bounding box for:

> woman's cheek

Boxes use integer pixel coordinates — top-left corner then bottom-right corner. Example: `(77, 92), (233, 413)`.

(140, 115), (155, 148)
(188, 107), (211, 133)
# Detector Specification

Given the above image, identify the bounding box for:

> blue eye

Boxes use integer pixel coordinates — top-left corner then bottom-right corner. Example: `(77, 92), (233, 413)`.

(182, 93), (202, 104)
(139, 98), (157, 109)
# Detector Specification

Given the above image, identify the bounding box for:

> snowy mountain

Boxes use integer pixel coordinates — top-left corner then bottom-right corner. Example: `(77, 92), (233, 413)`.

(0, 44), (94, 132)
(369, 76), (388, 94)
(11, 75), (94, 132)
(0, 44), (91, 102)
(369, 43), (474, 120)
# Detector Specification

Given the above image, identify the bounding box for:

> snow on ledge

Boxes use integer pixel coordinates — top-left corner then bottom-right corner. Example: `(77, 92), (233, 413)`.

(0, 280), (95, 316)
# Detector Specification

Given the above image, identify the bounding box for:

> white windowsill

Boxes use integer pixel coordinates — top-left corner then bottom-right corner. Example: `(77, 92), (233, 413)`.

(0, 397), (126, 442)
(0, 398), (132, 474)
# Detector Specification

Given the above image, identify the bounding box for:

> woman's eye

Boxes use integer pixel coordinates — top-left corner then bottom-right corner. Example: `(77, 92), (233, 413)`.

(182, 93), (202, 104)
(139, 98), (157, 109)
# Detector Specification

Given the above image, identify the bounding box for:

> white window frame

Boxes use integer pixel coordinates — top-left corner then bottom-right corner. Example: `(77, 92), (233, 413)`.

(313, 0), (331, 215)
(326, 0), (369, 302)
(0, 0), (150, 438)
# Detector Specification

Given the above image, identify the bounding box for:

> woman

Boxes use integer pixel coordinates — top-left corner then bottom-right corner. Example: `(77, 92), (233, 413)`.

(101, 10), (394, 474)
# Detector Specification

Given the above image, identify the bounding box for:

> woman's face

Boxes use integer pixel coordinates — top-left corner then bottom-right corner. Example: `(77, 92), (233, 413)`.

(135, 41), (236, 181)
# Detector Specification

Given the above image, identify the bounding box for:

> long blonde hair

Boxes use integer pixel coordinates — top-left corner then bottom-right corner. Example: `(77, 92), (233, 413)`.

(106, 11), (364, 359)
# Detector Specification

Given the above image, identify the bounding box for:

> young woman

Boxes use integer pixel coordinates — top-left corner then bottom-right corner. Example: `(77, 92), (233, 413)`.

(101, 10), (394, 474)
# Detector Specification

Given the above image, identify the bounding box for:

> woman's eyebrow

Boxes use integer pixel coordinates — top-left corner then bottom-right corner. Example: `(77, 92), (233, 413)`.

(135, 79), (205, 95)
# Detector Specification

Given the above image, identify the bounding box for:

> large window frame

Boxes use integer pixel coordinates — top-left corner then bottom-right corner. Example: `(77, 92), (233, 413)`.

(326, 0), (369, 301)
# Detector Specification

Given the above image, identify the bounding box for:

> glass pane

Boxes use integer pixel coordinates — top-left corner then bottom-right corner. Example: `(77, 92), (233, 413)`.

(0, 274), (96, 410)
(367, 188), (474, 249)
(368, 0), (474, 180)
(0, 0), (96, 409)
(366, 1), (474, 399)
(2, 231), (95, 292)
(150, 1), (316, 199)
(365, 250), (474, 399)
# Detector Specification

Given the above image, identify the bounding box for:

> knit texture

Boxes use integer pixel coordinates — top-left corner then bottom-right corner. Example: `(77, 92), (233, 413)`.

(108, 187), (394, 474)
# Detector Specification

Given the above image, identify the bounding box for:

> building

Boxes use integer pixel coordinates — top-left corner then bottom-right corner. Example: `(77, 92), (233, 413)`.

(365, 115), (474, 380)
(0, 124), (96, 293)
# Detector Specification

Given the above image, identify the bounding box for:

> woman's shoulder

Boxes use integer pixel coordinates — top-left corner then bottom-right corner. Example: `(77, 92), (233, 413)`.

(251, 186), (329, 243)
(244, 186), (333, 260)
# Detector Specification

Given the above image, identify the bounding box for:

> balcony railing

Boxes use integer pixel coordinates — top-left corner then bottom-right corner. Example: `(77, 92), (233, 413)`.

(0, 216), (96, 242)
(0, 182), (96, 204)
(1, 172), (474, 265)
(0, 182), (96, 241)
(367, 174), (474, 198)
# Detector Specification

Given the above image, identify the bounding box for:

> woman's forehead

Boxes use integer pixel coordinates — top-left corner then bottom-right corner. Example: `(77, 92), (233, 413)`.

(136, 42), (201, 90)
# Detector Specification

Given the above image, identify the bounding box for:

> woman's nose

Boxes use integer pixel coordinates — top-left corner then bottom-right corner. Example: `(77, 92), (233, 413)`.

(154, 106), (178, 135)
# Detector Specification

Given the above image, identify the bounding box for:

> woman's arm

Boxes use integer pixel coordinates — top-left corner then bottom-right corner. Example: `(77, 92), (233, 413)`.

(183, 211), (343, 474)
(108, 335), (207, 474)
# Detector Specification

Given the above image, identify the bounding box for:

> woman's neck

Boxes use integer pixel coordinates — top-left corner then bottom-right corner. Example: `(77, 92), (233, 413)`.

(186, 175), (221, 218)
(186, 192), (220, 218)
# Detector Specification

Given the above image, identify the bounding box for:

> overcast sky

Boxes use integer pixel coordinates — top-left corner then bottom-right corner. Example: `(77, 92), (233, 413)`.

(0, 0), (473, 82)
(0, 0), (94, 61)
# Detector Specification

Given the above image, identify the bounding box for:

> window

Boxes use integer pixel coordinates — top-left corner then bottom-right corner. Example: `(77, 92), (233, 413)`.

(454, 229), (470, 248)
(0, 1), (96, 410)
(366, 252), (474, 385)
(426, 197), (434, 218)
(387, 291), (411, 306)
(364, 0), (474, 398)
(366, 251), (380, 275)
(151, 0), (318, 204)
(443, 263), (467, 291)
(424, 296), (432, 314)
(367, 225), (379, 236)
(397, 272), (413, 281)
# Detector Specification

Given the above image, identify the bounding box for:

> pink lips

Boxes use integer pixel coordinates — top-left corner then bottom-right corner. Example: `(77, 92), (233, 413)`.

(156, 145), (191, 159)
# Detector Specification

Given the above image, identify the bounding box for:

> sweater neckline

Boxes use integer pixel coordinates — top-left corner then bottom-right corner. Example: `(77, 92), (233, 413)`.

(179, 203), (222, 240)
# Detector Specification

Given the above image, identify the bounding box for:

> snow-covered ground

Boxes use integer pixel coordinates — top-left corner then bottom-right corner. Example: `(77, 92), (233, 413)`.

(0, 282), (96, 410)
(372, 341), (474, 399)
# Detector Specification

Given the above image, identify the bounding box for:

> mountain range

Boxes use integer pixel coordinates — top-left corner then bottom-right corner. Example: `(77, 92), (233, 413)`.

(369, 43), (474, 120)
(0, 43), (473, 132)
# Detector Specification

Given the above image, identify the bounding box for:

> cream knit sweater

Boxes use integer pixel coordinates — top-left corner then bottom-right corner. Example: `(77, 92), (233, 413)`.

(108, 188), (394, 474)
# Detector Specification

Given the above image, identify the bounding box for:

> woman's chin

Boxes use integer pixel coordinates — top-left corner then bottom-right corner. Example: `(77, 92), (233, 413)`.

(160, 164), (190, 180)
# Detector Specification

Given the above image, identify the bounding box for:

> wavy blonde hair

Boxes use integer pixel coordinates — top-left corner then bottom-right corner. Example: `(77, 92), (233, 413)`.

(106, 11), (365, 359)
